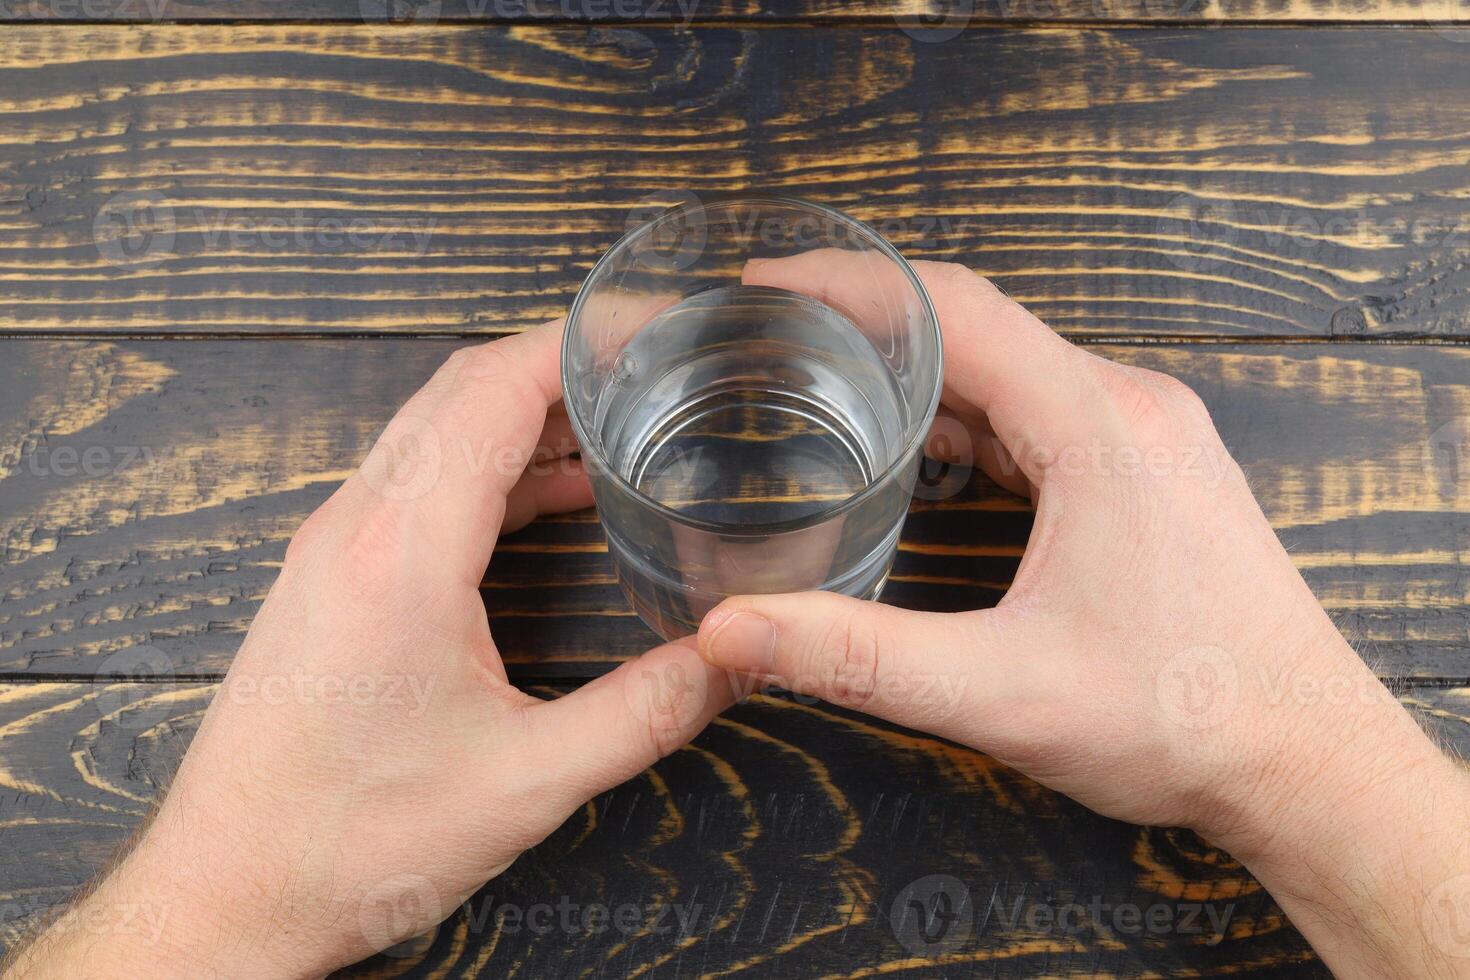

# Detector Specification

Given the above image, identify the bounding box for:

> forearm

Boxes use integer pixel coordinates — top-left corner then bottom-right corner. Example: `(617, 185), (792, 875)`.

(1213, 648), (1470, 978)
(1247, 751), (1470, 978)
(3, 875), (240, 980)
(3, 810), (340, 980)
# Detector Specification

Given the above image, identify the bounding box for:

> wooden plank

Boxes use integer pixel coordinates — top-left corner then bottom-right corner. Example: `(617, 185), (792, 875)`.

(6, 680), (1464, 974)
(6, 26), (1470, 337)
(0, 0), (1463, 25)
(1, 338), (1466, 681)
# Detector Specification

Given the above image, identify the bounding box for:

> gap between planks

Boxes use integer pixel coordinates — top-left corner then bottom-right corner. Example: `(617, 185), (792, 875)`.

(3, 17), (1470, 28)
(3, 332), (1470, 345)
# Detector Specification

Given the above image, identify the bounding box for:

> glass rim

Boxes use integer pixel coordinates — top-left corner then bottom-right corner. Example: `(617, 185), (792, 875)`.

(561, 194), (944, 537)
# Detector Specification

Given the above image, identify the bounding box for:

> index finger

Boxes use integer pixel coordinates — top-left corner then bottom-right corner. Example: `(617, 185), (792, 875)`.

(353, 320), (568, 584)
(742, 250), (1100, 459)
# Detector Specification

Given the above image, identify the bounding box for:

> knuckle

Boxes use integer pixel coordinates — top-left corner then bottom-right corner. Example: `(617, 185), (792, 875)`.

(426, 346), (474, 393)
(628, 658), (703, 760)
(924, 259), (974, 282)
(818, 613), (881, 711)
(456, 340), (545, 408)
(284, 512), (325, 568)
(443, 345), (472, 369)
(1165, 377), (1212, 426)
(336, 501), (404, 596)
(643, 703), (687, 760)
(1136, 368), (1216, 436)
(1098, 365), (1183, 441)
(282, 491), (348, 568)
(443, 340), (546, 451)
(454, 339), (517, 384)
(1106, 368), (1163, 425)
(920, 260), (994, 298)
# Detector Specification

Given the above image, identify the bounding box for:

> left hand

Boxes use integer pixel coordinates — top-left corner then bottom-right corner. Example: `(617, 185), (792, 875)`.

(10, 321), (735, 979)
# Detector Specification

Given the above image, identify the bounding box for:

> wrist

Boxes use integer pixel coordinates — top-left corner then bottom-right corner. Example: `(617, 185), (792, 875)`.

(1237, 751), (1470, 977)
(112, 830), (346, 979)
(1201, 638), (1470, 976)
(14, 830), (343, 980)
(14, 786), (359, 980)
(1193, 618), (1425, 856)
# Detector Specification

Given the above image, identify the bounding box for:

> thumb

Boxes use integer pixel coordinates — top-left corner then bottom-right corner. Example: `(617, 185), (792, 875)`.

(697, 593), (1012, 738)
(521, 639), (738, 809)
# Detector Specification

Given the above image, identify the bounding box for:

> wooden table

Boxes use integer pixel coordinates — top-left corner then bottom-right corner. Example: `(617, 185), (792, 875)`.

(3, 3), (1469, 975)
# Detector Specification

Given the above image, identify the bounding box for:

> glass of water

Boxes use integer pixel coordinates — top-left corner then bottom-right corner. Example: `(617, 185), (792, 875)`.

(562, 196), (943, 640)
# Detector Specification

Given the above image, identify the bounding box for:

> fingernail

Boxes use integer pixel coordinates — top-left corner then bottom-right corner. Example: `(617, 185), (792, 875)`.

(703, 611), (776, 674)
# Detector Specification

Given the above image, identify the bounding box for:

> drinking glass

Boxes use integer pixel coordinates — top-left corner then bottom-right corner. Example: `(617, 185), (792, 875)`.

(562, 196), (943, 640)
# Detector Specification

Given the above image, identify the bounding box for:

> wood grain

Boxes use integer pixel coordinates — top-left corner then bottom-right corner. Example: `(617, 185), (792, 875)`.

(2, 338), (1466, 681)
(7, 26), (1470, 337)
(3, 16), (1466, 980)
(5, 680), (1463, 974)
(2, 0), (1466, 25)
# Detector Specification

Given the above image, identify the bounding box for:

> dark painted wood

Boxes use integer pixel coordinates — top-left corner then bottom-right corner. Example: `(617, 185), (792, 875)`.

(6, 27), (1470, 337)
(2, 339), (1466, 682)
(4, 681), (1465, 974)
(3, 17), (1468, 980)
(0, 0), (1459, 24)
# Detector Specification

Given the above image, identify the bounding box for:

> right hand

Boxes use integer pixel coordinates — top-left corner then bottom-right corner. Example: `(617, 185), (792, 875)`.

(697, 255), (1470, 978)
